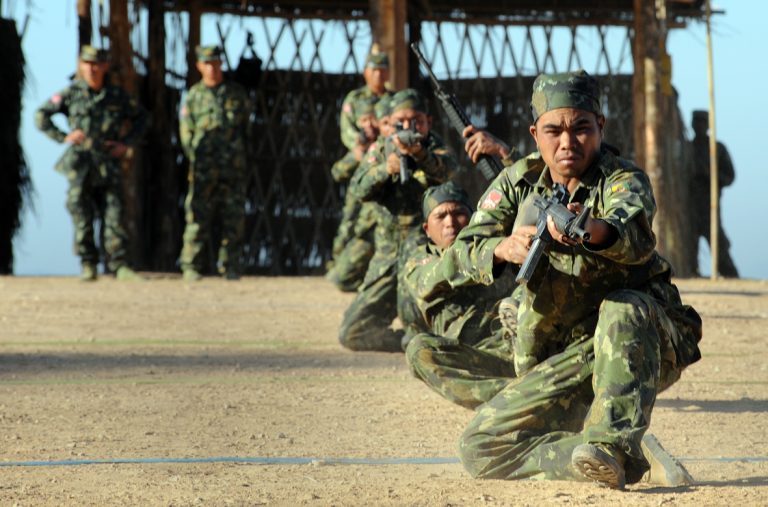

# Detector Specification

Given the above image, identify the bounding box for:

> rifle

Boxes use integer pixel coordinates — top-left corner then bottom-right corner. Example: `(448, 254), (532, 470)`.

(389, 121), (423, 184)
(515, 184), (592, 285)
(410, 42), (503, 182)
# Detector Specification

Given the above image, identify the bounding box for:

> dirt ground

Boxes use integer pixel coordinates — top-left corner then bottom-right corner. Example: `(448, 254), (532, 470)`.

(0, 274), (766, 506)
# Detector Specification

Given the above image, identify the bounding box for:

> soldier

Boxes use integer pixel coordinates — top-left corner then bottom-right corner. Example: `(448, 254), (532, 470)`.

(35, 45), (147, 281)
(403, 181), (518, 409)
(179, 45), (253, 281)
(338, 88), (459, 352)
(441, 70), (702, 489)
(338, 48), (391, 154)
(689, 110), (739, 277)
(327, 96), (393, 292)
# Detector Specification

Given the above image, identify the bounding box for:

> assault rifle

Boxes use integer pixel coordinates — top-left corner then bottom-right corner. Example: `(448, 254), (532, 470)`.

(389, 121), (423, 184)
(515, 184), (592, 285)
(410, 42), (503, 182)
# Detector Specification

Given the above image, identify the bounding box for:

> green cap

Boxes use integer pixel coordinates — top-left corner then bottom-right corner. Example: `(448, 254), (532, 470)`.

(390, 88), (428, 114)
(422, 181), (472, 219)
(196, 45), (223, 62)
(354, 96), (378, 118)
(365, 51), (389, 69)
(79, 45), (109, 63)
(530, 70), (601, 122)
(374, 95), (393, 119)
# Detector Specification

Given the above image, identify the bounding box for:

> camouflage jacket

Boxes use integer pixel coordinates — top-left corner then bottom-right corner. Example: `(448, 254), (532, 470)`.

(180, 80), (252, 162)
(403, 241), (516, 345)
(35, 80), (147, 174)
(339, 86), (392, 151)
(446, 146), (702, 372)
(350, 132), (459, 227)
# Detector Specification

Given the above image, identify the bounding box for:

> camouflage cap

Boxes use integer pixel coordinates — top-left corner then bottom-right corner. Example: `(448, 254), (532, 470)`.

(79, 45), (109, 63)
(365, 51), (389, 69)
(196, 45), (223, 62)
(390, 88), (428, 114)
(422, 181), (472, 219)
(374, 95), (393, 119)
(354, 96), (378, 118)
(530, 70), (601, 123)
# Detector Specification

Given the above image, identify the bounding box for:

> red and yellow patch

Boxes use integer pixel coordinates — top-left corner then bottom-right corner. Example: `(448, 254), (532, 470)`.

(342, 103), (352, 114)
(610, 182), (632, 193)
(480, 189), (503, 210)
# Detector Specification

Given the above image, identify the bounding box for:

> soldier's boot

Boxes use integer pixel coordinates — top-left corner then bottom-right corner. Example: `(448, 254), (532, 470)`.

(183, 269), (203, 282)
(224, 270), (241, 281)
(80, 263), (97, 282)
(116, 266), (145, 282)
(498, 296), (519, 340)
(572, 443), (627, 490)
(641, 433), (694, 486)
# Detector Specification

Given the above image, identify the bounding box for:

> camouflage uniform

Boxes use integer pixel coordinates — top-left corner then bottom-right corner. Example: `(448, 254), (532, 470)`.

(441, 71), (702, 485)
(35, 47), (147, 274)
(338, 90), (459, 352)
(180, 46), (252, 277)
(690, 110), (739, 277)
(404, 239), (519, 409)
(326, 96), (390, 292)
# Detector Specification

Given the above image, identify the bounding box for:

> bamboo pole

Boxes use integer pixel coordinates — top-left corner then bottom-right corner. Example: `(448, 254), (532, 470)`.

(705, 0), (719, 280)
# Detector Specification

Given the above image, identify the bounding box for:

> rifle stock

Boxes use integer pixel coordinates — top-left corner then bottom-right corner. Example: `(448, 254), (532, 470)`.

(410, 43), (503, 182)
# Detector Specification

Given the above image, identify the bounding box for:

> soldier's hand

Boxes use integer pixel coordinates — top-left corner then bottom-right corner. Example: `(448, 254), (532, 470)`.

(353, 144), (366, 161)
(494, 225), (537, 265)
(391, 133), (424, 157)
(104, 141), (129, 158)
(386, 152), (401, 175)
(64, 129), (87, 145)
(463, 125), (511, 163)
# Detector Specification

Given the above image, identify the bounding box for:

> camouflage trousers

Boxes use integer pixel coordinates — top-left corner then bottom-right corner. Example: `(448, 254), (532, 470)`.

(181, 166), (246, 275)
(66, 166), (128, 272)
(338, 219), (427, 352)
(406, 332), (516, 410)
(458, 289), (686, 484)
(326, 201), (377, 292)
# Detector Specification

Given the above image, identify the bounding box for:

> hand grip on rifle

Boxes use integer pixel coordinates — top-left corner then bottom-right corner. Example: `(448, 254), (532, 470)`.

(515, 184), (591, 285)
(410, 42), (503, 182)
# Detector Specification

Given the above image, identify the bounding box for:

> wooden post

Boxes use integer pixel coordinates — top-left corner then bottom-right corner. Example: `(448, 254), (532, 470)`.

(704, 1), (720, 279)
(77, 0), (92, 49)
(632, 0), (646, 169)
(371, 0), (408, 89)
(187, 0), (202, 86)
(633, 0), (666, 253)
(107, 0), (135, 94)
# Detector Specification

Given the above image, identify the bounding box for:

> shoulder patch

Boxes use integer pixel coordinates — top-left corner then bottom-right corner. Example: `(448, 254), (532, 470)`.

(342, 102), (353, 114)
(610, 182), (632, 193)
(480, 189), (503, 210)
(51, 94), (62, 105)
(180, 105), (188, 117)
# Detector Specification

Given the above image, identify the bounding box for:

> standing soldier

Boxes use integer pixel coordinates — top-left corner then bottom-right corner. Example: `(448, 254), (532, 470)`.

(338, 48), (391, 155)
(35, 45), (147, 281)
(180, 45), (253, 281)
(689, 110), (739, 277)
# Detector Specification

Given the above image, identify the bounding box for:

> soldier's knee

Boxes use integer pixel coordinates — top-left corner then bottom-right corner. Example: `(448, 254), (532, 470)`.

(599, 289), (654, 325)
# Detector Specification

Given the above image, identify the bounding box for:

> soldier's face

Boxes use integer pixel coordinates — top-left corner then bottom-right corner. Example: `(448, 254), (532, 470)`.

(390, 108), (431, 137)
(79, 60), (108, 90)
(423, 201), (471, 249)
(364, 66), (389, 94)
(529, 108), (604, 181)
(197, 60), (224, 87)
(378, 116), (394, 137)
(357, 113), (378, 140)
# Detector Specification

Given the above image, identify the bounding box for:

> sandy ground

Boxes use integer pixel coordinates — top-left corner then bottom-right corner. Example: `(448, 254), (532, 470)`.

(0, 274), (766, 506)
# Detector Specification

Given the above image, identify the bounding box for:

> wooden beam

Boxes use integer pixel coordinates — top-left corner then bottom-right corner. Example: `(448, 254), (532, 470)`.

(108, 0), (136, 94)
(187, 0), (202, 86)
(372, 0), (408, 89)
(634, 0), (666, 253)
